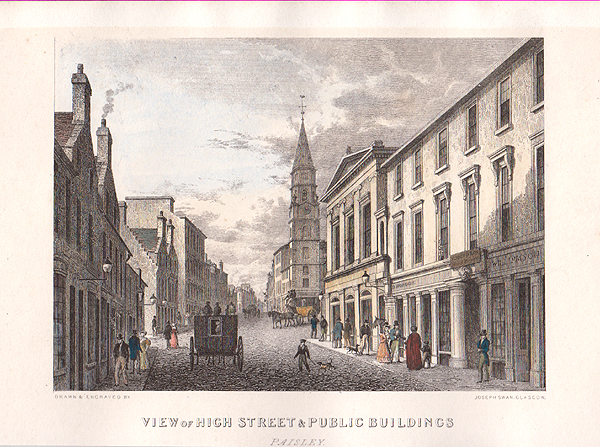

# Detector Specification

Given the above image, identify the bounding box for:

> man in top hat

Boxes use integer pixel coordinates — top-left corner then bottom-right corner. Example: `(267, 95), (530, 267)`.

(477, 329), (491, 383)
(202, 301), (213, 316)
(128, 329), (141, 374)
(113, 334), (129, 387)
(359, 320), (372, 355)
(294, 339), (311, 372)
(163, 321), (172, 349)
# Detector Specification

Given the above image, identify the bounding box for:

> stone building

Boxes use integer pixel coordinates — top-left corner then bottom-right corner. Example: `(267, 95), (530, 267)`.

(320, 141), (398, 349)
(320, 38), (545, 388)
(122, 196), (227, 330)
(236, 283), (257, 313)
(54, 64), (145, 391)
(272, 112), (326, 312)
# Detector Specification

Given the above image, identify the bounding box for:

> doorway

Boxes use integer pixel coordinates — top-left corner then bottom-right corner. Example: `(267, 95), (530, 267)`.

(515, 278), (531, 382)
(464, 282), (481, 369)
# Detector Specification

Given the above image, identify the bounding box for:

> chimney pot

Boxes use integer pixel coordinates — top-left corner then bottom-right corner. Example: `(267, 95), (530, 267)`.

(101, 118), (106, 127)
(77, 63), (84, 73)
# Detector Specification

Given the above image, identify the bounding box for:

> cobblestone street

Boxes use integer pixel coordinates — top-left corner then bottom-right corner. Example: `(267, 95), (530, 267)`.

(96, 316), (542, 391)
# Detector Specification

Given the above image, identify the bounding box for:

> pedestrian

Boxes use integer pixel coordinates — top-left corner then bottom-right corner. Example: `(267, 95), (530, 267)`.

(139, 331), (151, 371)
(343, 318), (352, 348)
(170, 324), (179, 349)
(421, 341), (432, 369)
(214, 302), (222, 316)
(319, 315), (328, 342)
(128, 329), (141, 374)
(332, 318), (343, 348)
(294, 339), (311, 372)
(202, 301), (213, 315)
(376, 323), (391, 363)
(389, 321), (401, 362)
(310, 314), (318, 339)
(405, 326), (422, 370)
(226, 302), (236, 315)
(476, 329), (490, 383)
(113, 334), (129, 387)
(163, 321), (172, 349)
(151, 316), (157, 336)
(359, 320), (372, 355)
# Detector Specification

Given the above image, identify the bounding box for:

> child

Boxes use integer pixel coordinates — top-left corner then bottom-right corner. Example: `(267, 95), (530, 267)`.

(294, 339), (311, 372)
(421, 340), (432, 369)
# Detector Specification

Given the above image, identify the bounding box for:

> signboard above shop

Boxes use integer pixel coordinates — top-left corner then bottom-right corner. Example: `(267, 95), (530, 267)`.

(450, 249), (481, 269)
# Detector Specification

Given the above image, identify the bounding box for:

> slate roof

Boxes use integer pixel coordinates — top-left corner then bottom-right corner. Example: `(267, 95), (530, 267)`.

(130, 228), (159, 254)
(54, 112), (74, 147)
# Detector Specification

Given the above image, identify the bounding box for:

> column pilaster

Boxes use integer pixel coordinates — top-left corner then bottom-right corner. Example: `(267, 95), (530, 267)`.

(449, 281), (467, 368)
(431, 289), (439, 365)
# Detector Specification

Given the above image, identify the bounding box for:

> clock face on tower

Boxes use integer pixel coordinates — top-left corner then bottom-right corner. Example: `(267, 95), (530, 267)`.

(303, 204), (311, 215)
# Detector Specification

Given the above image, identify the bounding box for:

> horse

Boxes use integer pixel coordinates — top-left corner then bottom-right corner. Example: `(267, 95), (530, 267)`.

(268, 310), (284, 329)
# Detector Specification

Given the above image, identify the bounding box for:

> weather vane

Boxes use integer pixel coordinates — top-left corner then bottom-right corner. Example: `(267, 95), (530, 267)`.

(299, 95), (306, 119)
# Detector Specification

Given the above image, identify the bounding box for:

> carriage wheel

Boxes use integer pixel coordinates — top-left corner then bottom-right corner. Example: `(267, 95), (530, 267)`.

(235, 336), (244, 371)
(189, 336), (195, 371)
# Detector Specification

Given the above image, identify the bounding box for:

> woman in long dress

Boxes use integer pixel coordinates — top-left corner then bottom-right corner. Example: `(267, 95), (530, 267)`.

(376, 323), (391, 363)
(405, 326), (422, 370)
(170, 325), (179, 349)
(139, 332), (151, 370)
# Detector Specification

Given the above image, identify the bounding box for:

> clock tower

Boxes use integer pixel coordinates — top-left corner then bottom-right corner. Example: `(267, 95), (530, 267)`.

(288, 102), (322, 306)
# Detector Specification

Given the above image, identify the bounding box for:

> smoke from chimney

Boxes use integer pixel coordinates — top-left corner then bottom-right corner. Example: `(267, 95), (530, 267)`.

(101, 82), (134, 119)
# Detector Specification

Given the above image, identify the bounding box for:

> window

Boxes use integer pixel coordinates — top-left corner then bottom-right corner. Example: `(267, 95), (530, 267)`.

(363, 203), (371, 258)
(501, 166), (511, 242)
(537, 145), (544, 231)
(498, 77), (511, 129)
(413, 210), (423, 265)
(332, 223), (340, 270)
(414, 146), (422, 185)
(438, 290), (451, 352)
(535, 49), (544, 105)
(302, 225), (310, 239)
(346, 214), (355, 264)
(65, 179), (71, 243)
(467, 104), (478, 150)
(303, 265), (309, 275)
(88, 214), (94, 263)
(379, 221), (385, 255)
(468, 182), (478, 249)
(395, 219), (403, 270)
(438, 197), (449, 260)
(303, 278), (310, 288)
(395, 162), (403, 197)
(53, 274), (66, 371)
(302, 189), (308, 202)
(76, 200), (81, 251)
(491, 283), (506, 359)
(437, 127), (448, 169)
(303, 246), (309, 261)
(87, 292), (98, 362)
(89, 170), (94, 192)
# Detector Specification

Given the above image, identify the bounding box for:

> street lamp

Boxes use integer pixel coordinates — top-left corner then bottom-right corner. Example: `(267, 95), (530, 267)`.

(80, 258), (113, 281)
(140, 293), (157, 306)
(318, 291), (323, 314)
(361, 271), (386, 293)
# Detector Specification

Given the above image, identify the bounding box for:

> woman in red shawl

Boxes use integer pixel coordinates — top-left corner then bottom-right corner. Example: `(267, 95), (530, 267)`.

(405, 326), (422, 370)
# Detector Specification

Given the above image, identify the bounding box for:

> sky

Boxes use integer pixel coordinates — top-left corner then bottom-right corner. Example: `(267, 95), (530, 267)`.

(55, 37), (523, 296)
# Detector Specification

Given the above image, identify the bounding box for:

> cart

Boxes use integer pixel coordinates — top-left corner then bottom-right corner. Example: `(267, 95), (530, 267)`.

(189, 315), (243, 372)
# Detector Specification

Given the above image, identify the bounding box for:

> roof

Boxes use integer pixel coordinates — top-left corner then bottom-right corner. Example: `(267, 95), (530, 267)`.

(292, 118), (315, 172)
(54, 112), (74, 147)
(130, 228), (159, 254)
(323, 147), (371, 194)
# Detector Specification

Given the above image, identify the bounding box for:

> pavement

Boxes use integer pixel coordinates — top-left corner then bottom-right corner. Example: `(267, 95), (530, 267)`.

(94, 317), (543, 392)
(305, 337), (543, 392)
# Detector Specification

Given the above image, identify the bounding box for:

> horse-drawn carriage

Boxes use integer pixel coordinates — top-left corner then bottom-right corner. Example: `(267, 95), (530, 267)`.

(189, 314), (243, 371)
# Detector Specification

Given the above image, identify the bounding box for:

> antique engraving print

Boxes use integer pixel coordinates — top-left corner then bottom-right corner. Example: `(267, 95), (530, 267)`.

(53, 37), (545, 393)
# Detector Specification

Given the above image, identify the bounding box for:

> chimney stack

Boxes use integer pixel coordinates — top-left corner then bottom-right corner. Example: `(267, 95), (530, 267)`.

(118, 201), (127, 229)
(157, 211), (167, 240)
(71, 64), (92, 124)
(166, 219), (175, 246)
(373, 140), (384, 148)
(96, 118), (112, 167)
(219, 260), (224, 272)
(346, 146), (352, 154)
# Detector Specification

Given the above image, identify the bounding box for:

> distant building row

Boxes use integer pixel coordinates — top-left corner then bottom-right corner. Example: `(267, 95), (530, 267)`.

(53, 64), (229, 391)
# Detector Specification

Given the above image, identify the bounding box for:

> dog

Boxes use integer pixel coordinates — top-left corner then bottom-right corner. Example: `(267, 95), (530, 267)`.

(315, 360), (336, 375)
(346, 344), (361, 355)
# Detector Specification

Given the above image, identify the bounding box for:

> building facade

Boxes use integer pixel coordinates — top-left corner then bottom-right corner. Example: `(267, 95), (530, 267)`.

(54, 64), (146, 391)
(320, 38), (545, 388)
(321, 142), (398, 349)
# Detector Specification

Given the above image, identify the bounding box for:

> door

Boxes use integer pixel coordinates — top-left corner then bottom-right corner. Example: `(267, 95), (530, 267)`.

(515, 278), (531, 382)
(69, 286), (76, 390)
(464, 282), (480, 369)
(78, 290), (84, 389)
(421, 294), (431, 345)
(345, 300), (355, 344)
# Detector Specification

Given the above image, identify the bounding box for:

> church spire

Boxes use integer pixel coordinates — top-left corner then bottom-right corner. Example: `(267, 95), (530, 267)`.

(292, 95), (315, 172)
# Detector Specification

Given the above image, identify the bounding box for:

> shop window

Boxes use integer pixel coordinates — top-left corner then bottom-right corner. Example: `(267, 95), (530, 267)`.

(53, 274), (66, 371)
(438, 290), (451, 352)
(491, 284), (506, 359)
